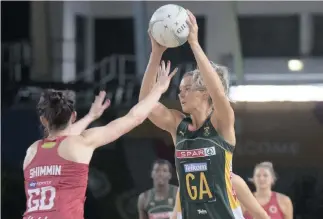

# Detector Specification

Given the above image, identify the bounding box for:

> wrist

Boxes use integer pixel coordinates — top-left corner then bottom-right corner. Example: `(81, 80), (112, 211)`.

(85, 113), (97, 121)
(189, 41), (200, 49)
(151, 50), (163, 58)
(152, 84), (164, 94)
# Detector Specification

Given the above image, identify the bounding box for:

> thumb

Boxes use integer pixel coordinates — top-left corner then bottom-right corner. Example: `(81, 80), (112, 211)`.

(169, 67), (178, 79)
(103, 99), (111, 109)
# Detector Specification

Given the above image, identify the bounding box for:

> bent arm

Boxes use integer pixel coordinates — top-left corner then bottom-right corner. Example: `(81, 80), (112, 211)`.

(82, 86), (163, 148)
(190, 43), (234, 129)
(139, 53), (183, 133)
(232, 174), (269, 219)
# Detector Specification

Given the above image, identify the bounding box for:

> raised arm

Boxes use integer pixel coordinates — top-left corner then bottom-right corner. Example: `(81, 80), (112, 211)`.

(68, 91), (110, 135)
(82, 66), (175, 149)
(232, 174), (269, 219)
(139, 36), (183, 133)
(186, 10), (234, 133)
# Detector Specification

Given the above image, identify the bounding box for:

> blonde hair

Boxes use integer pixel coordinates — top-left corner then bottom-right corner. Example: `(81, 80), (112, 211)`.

(183, 62), (230, 104)
(251, 161), (277, 185)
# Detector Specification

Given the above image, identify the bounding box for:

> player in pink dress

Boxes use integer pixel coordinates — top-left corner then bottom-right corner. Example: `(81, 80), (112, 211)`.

(22, 65), (176, 219)
(243, 162), (293, 219)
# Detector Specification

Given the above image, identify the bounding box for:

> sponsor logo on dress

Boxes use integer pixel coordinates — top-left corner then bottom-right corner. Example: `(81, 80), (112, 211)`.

(269, 205), (278, 213)
(29, 181), (37, 188)
(184, 163), (207, 172)
(176, 146), (216, 159)
(148, 212), (172, 219)
(203, 126), (210, 136)
(197, 209), (207, 215)
(28, 180), (52, 188)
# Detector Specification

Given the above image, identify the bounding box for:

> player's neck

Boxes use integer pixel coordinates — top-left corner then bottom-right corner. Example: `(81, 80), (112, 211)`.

(154, 184), (169, 197)
(190, 106), (212, 129)
(255, 189), (272, 198)
(47, 129), (69, 139)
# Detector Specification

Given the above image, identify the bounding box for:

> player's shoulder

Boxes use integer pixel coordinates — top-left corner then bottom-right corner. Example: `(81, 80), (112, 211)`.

(139, 188), (150, 197)
(170, 185), (179, 196)
(170, 184), (179, 191)
(170, 109), (185, 118)
(276, 192), (290, 200)
(275, 192), (292, 205)
(138, 189), (151, 208)
(170, 109), (186, 127)
(23, 140), (41, 169)
(63, 135), (88, 146)
(27, 140), (41, 153)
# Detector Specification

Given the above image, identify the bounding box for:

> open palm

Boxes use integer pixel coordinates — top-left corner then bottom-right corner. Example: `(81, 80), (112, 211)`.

(155, 61), (178, 93)
(88, 91), (111, 120)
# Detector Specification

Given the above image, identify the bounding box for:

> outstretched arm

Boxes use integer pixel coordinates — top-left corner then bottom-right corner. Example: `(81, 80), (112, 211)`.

(69, 115), (96, 135)
(232, 174), (269, 219)
(186, 10), (234, 135)
(139, 37), (183, 133)
(82, 66), (175, 149)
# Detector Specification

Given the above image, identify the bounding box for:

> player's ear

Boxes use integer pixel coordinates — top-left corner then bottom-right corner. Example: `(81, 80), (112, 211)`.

(40, 116), (49, 129)
(71, 111), (77, 123)
(151, 171), (154, 179)
(168, 169), (173, 180)
(202, 90), (209, 101)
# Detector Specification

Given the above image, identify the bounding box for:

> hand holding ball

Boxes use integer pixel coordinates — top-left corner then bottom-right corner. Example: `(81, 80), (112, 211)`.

(149, 4), (189, 48)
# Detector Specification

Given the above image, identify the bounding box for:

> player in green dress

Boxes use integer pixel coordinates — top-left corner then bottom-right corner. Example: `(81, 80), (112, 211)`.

(140, 9), (269, 219)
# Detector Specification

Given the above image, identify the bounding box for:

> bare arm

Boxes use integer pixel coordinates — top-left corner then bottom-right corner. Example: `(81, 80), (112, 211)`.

(138, 193), (149, 219)
(139, 52), (182, 133)
(69, 114), (95, 135)
(171, 189), (181, 219)
(186, 11), (234, 135)
(81, 86), (163, 148)
(278, 194), (293, 219)
(82, 67), (176, 149)
(232, 174), (269, 219)
(139, 52), (162, 101)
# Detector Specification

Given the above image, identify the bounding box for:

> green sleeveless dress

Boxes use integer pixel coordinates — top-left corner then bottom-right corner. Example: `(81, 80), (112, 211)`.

(174, 117), (243, 219)
(144, 185), (178, 219)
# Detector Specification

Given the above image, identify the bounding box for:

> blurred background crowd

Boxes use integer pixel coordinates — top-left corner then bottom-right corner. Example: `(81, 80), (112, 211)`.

(1, 1), (323, 219)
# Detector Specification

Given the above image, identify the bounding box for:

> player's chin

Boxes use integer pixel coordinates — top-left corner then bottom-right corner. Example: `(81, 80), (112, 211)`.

(156, 180), (167, 185)
(181, 105), (191, 114)
(258, 184), (271, 189)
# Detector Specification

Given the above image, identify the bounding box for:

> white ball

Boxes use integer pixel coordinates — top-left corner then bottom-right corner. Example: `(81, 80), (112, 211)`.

(149, 4), (189, 48)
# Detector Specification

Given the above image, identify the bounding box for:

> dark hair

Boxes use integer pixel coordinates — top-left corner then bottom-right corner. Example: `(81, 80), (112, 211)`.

(37, 89), (75, 131)
(152, 159), (173, 173)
